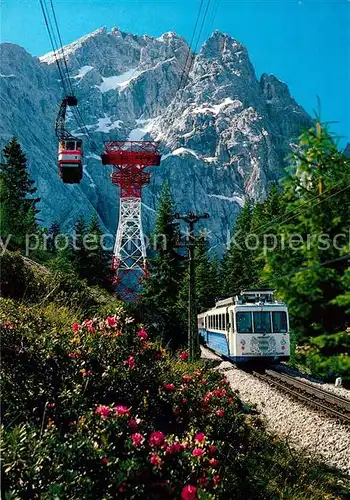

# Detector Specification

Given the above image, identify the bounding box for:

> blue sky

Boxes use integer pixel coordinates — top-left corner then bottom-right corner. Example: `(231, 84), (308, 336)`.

(1, 0), (349, 144)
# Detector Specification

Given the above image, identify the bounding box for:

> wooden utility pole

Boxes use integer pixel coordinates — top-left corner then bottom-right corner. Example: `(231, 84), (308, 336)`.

(174, 211), (209, 360)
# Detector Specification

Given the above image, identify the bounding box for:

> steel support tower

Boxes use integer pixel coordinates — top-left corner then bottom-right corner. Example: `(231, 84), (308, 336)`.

(101, 141), (161, 301)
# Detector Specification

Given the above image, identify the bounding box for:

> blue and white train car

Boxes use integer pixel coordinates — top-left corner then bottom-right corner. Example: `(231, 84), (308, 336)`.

(198, 290), (290, 364)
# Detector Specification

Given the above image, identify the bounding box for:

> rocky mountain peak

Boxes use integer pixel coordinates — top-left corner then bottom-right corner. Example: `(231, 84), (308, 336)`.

(0, 27), (313, 253)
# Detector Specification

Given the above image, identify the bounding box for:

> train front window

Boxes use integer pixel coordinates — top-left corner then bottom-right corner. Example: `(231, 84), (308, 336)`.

(272, 311), (288, 333)
(236, 312), (253, 333)
(253, 311), (271, 333)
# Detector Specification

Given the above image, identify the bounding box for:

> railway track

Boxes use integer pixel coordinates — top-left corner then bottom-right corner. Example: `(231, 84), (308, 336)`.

(253, 369), (350, 424)
(201, 344), (350, 424)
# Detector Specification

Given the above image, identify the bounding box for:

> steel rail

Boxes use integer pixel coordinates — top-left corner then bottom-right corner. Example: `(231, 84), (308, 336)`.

(254, 369), (350, 424)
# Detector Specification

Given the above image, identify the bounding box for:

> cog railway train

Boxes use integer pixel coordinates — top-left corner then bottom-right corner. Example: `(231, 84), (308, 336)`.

(198, 289), (290, 364)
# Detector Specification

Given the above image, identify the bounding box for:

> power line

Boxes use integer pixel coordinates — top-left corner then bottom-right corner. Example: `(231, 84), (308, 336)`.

(255, 183), (350, 238)
(240, 179), (350, 245)
(258, 254), (350, 286)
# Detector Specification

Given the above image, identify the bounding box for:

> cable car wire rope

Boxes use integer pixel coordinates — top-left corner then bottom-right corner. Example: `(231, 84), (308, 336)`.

(177, 0), (205, 94)
(39, 0), (67, 95)
(179, 0), (212, 102)
(49, 0), (75, 97)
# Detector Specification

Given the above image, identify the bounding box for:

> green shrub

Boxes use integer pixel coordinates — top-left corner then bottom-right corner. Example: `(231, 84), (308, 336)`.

(1, 299), (348, 499)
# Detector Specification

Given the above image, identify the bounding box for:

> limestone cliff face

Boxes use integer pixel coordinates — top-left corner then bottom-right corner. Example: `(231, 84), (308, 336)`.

(0, 27), (312, 252)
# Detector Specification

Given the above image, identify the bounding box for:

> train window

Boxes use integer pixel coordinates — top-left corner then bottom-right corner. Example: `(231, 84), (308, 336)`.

(222, 314), (225, 330)
(226, 313), (229, 329)
(218, 315), (221, 330)
(216, 315), (218, 329)
(236, 312), (253, 333)
(272, 311), (288, 333)
(253, 311), (271, 333)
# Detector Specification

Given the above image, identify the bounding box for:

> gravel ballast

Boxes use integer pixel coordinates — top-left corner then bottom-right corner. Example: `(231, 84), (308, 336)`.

(201, 347), (350, 476)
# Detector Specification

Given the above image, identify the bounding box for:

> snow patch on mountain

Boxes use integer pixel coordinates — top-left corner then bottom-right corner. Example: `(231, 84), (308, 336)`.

(192, 98), (242, 116)
(73, 65), (93, 79)
(98, 68), (141, 93)
(128, 118), (159, 141)
(208, 194), (244, 206)
(172, 148), (201, 160)
(95, 114), (123, 133)
(83, 165), (96, 188)
(39, 27), (107, 64)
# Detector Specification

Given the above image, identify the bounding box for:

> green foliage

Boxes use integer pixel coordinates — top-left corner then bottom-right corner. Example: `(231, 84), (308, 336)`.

(222, 200), (258, 295)
(0, 137), (40, 249)
(219, 120), (349, 382)
(1, 298), (348, 499)
(0, 251), (120, 317)
(142, 182), (185, 346)
(178, 237), (221, 330)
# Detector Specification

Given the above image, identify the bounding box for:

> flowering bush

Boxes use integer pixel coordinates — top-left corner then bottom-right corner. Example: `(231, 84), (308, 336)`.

(1, 298), (348, 499)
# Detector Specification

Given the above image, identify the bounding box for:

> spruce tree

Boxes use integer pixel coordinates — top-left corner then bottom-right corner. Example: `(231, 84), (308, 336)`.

(141, 182), (185, 345)
(70, 216), (89, 280)
(85, 213), (113, 291)
(47, 221), (60, 253)
(0, 137), (40, 249)
(222, 200), (257, 296)
(263, 121), (350, 341)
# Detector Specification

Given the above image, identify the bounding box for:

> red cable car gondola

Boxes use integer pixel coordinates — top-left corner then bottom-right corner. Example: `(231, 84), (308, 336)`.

(56, 95), (83, 184)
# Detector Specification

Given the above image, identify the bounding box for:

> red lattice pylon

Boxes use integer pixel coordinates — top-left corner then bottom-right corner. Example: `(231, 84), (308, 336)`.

(102, 141), (160, 301)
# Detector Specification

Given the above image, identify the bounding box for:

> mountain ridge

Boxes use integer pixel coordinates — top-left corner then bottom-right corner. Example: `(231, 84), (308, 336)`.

(0, 27), (312, 253)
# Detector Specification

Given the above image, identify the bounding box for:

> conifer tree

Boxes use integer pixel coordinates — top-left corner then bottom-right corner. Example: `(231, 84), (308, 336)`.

(222, 200), (257, 296)
(263, 121), (350, 340)
(85, 213), (113, 291)
(142, 182), (183, 312)
(47, 221), (60, 253)
(141, 182), (185, 345)
(70, 216), (89, 280)
(0, 137), (40, 249)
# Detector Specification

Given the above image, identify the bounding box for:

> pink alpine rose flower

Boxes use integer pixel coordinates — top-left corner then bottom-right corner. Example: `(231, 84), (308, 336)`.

(209, 458), (220, 467)
(165, 442), (182, 455)
(83, 319), (96, 333)
(179, 351), (188, 361)
(149, 453), (163, 468)
(209, 445), (217, 455)
(149, 431), (165, 447)
(181, 485), (197, 500)
(106, 316), (118, 328)
(182, 374), (192, 383)
(114, 405), (130, 416)
(216, 408), (224, 417)
(163, 383), (176, 392)
(95, 405), (111, 418)
(128, 418), (138, 430)
(124, 356), (136, 369)
(194, 432), (206, 443)
(72, 322), (80, 332)
(213, 475), (221, 487)
(131, 433), (144, 447)
(192, 448), (204, 457)
(137, 328), (148, 340)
